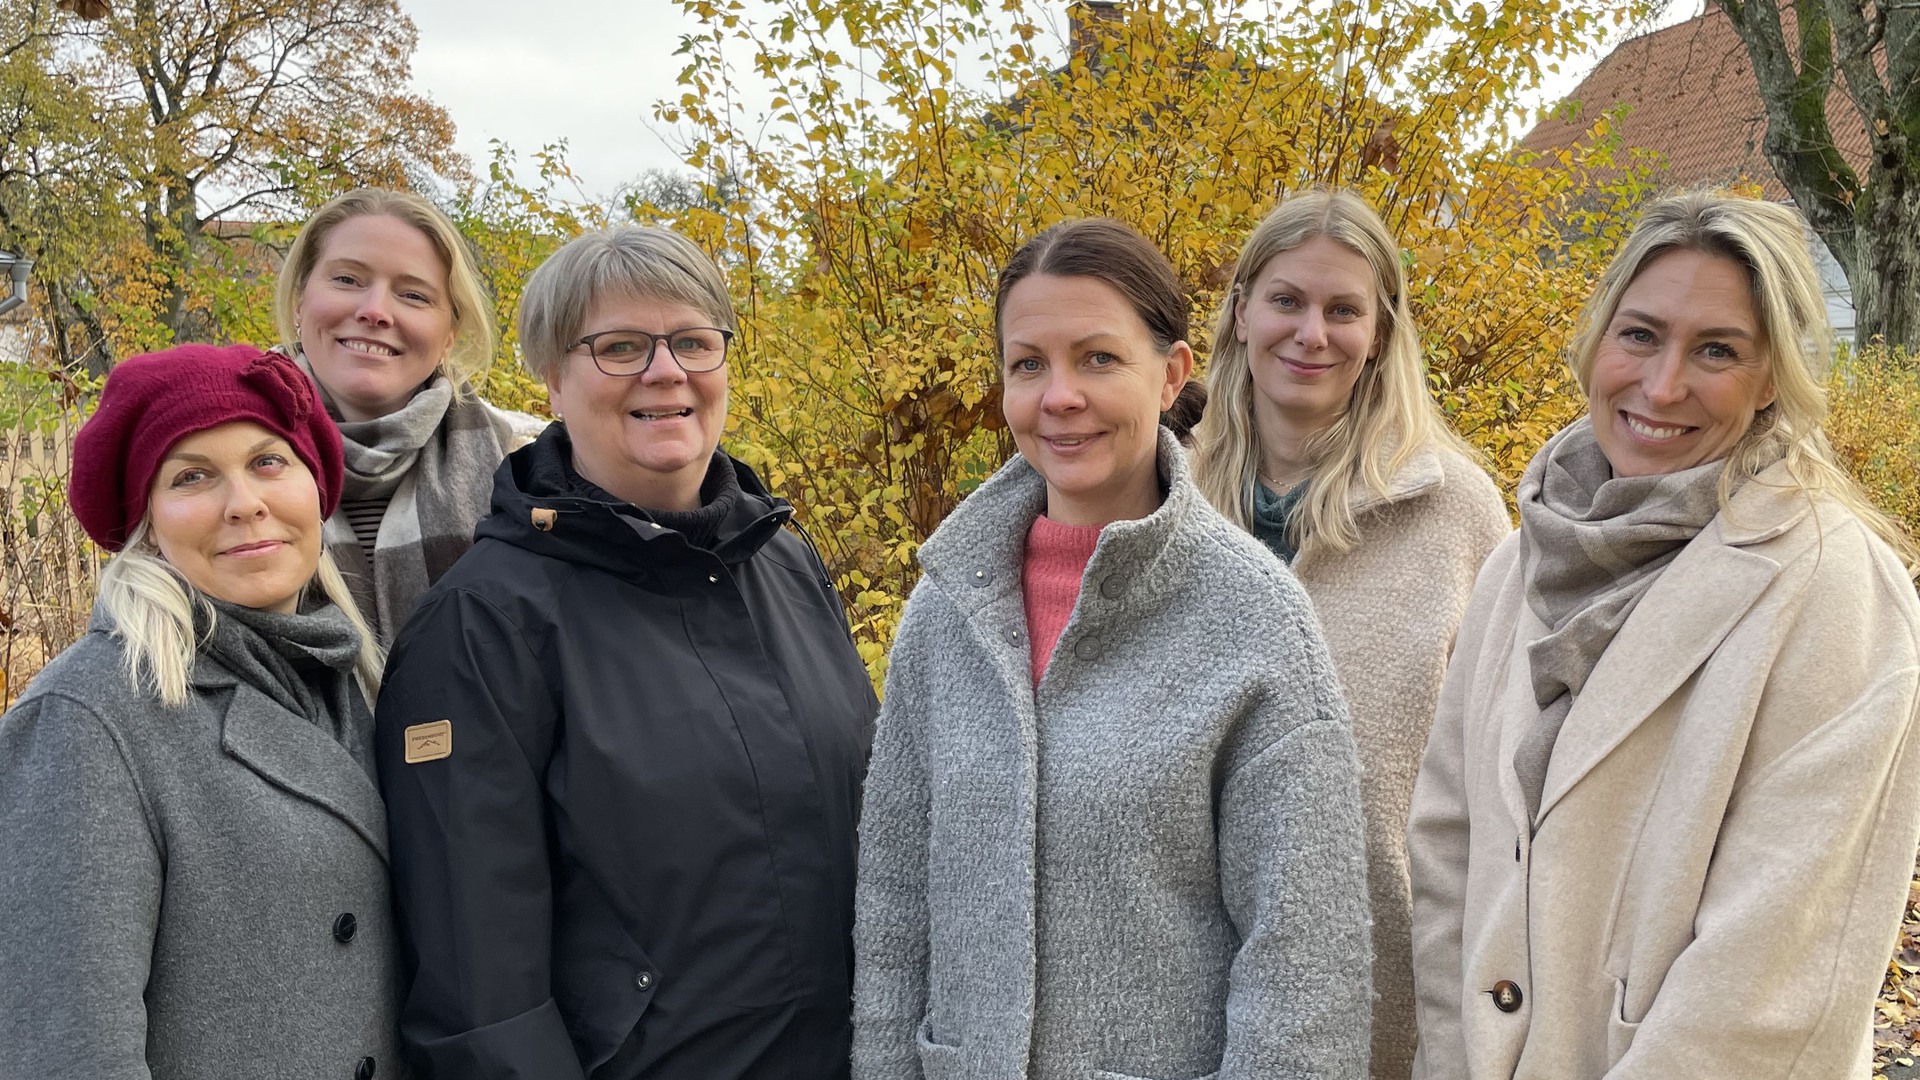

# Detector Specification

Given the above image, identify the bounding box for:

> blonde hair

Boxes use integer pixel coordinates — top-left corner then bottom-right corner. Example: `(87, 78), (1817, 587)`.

(275, 188), (496, 390)
(98, 521), (385, 709)
(1568, 190), (1919, 573)
(1191, 189), (1478, 561)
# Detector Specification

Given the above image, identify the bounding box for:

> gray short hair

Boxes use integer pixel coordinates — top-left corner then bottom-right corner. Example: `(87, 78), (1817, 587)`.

(517, 225), (738, 382)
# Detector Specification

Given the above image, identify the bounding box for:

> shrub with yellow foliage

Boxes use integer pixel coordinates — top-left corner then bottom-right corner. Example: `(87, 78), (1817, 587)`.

(660, 0), (1658, 679)
(1828, 345), (1920, 542)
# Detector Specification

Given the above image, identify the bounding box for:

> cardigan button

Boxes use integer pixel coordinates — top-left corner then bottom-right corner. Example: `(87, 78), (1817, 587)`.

(635, 971), (654, 991)
(707, 574), (719, 584)
(971, 569), (992, 587)
(1073, 634), (1103, 661)
(1489, 980), (1523, 1012)
(1099, 574), (1126, 599)
(332, 912), (357, 943)
(1005, 628), (1023, 645)
(354, 1057), (376, 1080)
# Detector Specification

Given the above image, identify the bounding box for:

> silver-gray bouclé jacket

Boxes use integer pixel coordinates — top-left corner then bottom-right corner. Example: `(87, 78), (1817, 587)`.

(852, 428), (1373, 1080)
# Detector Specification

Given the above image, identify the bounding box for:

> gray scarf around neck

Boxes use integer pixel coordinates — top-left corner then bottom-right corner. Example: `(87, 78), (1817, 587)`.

(1250, 478), (1309, 564)
(1511, 417), (1736, 822)
(301, 362), (511, 645)
(199, 598), (374, 777)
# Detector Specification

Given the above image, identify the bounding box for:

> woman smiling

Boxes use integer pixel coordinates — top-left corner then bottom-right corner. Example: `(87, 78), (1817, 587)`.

(853, 218), (1371, 1080)
(278, 188), (541, 644)
(0, 345), (399, 1080)
(1408, 192), (1920, 1078)
(1191, 190), (1508, 1078)
(375, 225), (877, 1080)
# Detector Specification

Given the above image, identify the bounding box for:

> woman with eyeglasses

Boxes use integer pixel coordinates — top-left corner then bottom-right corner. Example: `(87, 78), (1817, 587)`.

(374, 225), (878, 1080)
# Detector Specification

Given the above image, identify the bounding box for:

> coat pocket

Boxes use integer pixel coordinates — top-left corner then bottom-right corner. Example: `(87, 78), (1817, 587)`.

(551, 876), (658, 1072)
(915, 1017), (964, 1080)
(1607, 976), (1642, 1065)
(1091, 1070), (1220, 1080)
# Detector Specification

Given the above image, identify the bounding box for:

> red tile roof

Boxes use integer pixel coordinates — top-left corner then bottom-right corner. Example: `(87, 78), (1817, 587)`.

(1520, 6), (1871, 200)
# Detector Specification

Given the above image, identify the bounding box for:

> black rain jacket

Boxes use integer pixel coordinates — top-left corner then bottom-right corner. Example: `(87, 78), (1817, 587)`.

(375, 425), (877, 1080)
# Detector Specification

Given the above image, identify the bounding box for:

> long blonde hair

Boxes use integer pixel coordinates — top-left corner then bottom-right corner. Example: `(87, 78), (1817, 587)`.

(1191, 189), (1477, 561)
(1568, 190), (1919, 574)
(97, 521), (385, 709)
(274, 187), (495, 389)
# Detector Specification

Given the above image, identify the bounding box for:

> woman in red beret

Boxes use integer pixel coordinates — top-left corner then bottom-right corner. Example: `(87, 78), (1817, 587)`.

(0, 344), (406, 1080)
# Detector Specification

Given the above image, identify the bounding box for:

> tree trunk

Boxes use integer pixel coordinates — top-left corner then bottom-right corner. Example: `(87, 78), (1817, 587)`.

(1852, 155), (1920, 352)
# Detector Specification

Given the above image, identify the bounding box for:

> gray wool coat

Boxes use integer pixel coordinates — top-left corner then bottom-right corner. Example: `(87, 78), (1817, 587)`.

(852, 429), (1373, 1080)
(0, 617), (404, 1080)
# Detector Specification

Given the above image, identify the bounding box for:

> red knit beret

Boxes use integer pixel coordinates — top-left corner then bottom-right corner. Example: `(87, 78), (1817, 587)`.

(69, 344), (345, 551)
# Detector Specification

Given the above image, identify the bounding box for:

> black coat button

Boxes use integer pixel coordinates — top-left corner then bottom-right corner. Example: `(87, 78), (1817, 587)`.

(1490, 980), (1523, 1012)
(354, 1057), (376, 1080)
(635, 971), (654, 991)
(332, 913), (357, 943)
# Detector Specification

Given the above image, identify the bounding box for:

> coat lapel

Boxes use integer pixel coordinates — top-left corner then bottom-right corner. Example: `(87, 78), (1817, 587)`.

(1531, 527), (1783, 823)
(216, 680), (390, 861)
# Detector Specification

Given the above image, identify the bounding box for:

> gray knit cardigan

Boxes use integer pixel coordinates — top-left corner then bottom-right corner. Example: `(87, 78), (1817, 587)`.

(852, 428), (1373, 1080)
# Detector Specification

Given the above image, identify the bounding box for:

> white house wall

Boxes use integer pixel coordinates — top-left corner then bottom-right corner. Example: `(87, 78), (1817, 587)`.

(1810, 233), (1856, 345)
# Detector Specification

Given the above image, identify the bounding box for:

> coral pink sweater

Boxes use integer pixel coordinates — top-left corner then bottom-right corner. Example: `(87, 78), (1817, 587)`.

(1022, 515), (1103, 686)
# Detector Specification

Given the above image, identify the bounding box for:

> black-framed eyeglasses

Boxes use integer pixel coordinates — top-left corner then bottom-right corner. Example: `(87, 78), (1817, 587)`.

(570, 327), (734, 376)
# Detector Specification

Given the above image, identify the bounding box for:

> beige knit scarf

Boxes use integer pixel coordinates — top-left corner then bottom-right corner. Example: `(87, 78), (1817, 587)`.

(1512, 417), (1735, 822)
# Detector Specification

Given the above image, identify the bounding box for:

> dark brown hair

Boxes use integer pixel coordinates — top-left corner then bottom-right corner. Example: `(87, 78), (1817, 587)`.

(1161, 376), (1208, 445)
(993, 217), (1189, 356)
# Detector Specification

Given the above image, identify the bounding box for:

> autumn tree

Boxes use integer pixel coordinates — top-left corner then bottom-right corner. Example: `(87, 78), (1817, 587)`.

(0, 1), (138, 366)
(660, 0), (1654, 669)
(1718, 0), (1920, 350)
(1, 0), (460, 372)
(449, 142), (611, 414)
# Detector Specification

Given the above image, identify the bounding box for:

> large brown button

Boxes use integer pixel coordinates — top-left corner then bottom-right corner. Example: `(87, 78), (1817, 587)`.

(1489, 980), (1523, 1012)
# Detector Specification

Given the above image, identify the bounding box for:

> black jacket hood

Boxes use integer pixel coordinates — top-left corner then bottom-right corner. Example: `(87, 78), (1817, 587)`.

(477, 422), (794, 577)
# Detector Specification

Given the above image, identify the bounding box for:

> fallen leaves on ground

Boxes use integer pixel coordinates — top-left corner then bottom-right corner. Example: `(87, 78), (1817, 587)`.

(1874, 871), (1920, 1075)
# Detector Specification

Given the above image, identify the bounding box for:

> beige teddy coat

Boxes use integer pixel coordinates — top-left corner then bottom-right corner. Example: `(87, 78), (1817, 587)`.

(1292, 446), (1510, 1079)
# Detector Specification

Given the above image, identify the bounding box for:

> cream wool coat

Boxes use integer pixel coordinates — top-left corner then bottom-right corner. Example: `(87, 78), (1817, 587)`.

(1292, 447), (1509, 1080)
(1406, 460), (1920, 1080)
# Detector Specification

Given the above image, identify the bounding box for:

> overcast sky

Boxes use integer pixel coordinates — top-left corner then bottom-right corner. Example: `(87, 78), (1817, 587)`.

(403, 0), (1073, 200)
(401, 0), (1695, 202)
(404, 0), (706, 200)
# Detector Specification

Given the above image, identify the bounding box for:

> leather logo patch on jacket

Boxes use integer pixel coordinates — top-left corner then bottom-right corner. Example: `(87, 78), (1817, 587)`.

(403, 720), (452, 764)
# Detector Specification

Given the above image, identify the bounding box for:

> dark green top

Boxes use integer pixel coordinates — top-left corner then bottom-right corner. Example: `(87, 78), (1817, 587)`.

(1250, 479), (1310, 565)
